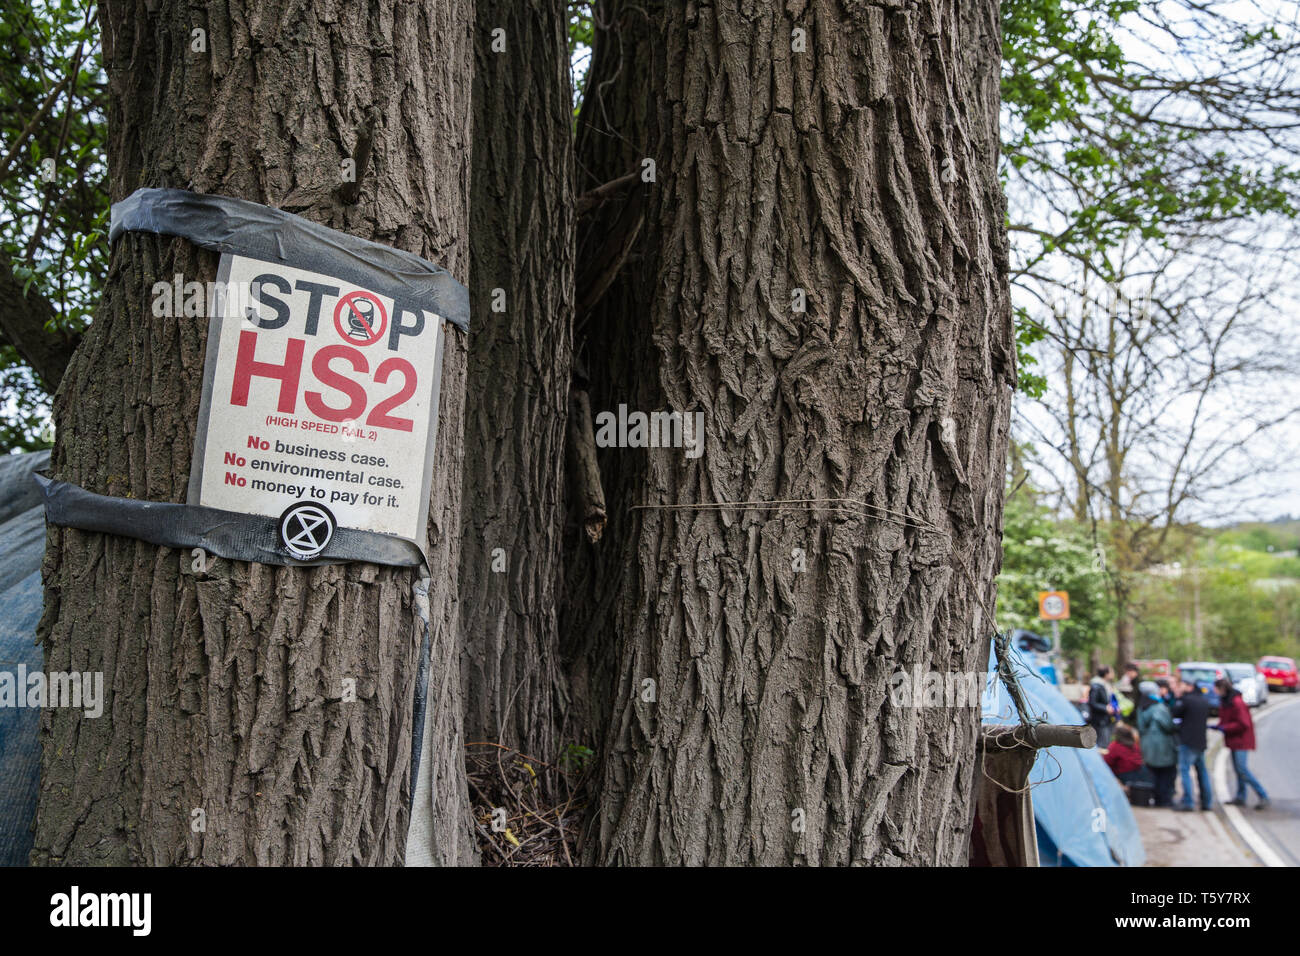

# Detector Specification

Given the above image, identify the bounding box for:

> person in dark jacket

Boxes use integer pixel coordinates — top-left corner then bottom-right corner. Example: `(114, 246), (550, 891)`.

(1213, 678), (1270, 809)
(1170, 678), (1213, 811)
(1137, 682), (1177, 807)
(1088, 666), (1117, 747)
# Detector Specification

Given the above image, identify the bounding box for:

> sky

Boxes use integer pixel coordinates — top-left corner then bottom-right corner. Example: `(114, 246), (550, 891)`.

(1007, 0), (1300, 526)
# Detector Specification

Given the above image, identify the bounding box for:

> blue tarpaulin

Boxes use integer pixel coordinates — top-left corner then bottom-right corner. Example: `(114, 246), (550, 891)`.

(0, 451), (48, 867)
(983, 640), (1145, 867)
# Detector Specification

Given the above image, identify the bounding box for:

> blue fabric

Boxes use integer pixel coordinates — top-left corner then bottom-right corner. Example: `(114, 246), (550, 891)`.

(1231, 749), (1268, 803)
(0, 569), (44, 866)
(0, 453), (53, 867)
(1177, 745), (1213, 809)
(984, 642), (1145, 867)
(1036, 824), (1073, 867)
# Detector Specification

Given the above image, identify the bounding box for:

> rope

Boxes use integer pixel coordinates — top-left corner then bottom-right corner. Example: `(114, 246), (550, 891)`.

(980, 630), (1063, 794)
(993, 630), (1047, 730)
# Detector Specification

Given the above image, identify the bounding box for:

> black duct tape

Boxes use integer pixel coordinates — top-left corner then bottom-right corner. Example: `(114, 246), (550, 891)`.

(37, 474), (426, 570)
(39, 469), (438, 858)
(110, 187), (469, 333)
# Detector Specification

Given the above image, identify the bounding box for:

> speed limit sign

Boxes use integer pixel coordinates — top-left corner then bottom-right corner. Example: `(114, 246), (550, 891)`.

(1038, 591), (1070, 620)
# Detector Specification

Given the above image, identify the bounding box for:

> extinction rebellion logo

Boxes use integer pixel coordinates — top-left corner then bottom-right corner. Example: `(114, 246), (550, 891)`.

(278, 501), (335, 559)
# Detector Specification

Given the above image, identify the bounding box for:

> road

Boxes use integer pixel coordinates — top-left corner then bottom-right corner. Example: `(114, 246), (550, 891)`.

(1229, 695), (1300, 866)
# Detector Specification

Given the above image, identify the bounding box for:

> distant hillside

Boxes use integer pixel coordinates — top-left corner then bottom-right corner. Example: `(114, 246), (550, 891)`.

(1215, 518), (1300, 556)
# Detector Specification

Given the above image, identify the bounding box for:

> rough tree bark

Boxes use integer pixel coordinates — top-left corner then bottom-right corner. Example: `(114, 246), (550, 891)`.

(31, 0), (476, 865)
(568, 0), (1014, 864)
(458, 0), (573, 763)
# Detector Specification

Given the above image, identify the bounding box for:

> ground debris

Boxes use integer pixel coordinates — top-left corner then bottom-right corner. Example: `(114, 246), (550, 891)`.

(464, 742), (587, 867)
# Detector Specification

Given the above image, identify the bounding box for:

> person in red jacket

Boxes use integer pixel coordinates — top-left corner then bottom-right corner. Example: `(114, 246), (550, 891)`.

(1213, 679), (1271, 810)
(1103, 724), (1145, 784)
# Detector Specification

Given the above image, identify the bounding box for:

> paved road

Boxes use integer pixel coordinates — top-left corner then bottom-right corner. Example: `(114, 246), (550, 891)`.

(1236, 695), (1300, 866)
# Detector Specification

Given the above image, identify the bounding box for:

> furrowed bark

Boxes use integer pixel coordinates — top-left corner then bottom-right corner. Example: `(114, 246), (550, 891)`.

(458, 0), (574, 762)
(32, 0), (476, 865)
(571, 0), (1014, 864)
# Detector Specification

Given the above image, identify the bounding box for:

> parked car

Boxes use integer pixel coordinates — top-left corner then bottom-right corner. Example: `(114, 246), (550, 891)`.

(1258, 656), (1299, 693)
(1177, 662), (1225, 712)
(1222, 662), (1268, 707)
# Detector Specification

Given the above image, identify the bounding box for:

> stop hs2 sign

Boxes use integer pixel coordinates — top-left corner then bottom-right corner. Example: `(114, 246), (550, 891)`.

(1038, 590), (1070, 621)
(188, 254), (446, 547)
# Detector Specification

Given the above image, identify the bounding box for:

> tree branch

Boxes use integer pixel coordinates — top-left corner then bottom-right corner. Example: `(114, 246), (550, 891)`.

(566, 384), (606, 543)
(0, 254), (79, 391)
(574, 169), (638, 216)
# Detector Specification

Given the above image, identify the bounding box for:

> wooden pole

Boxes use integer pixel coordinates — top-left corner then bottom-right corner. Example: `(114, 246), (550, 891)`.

(982, 722), (1097, 751)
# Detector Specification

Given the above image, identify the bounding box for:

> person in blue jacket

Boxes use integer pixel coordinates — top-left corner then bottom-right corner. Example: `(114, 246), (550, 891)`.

(1137, 681), (1177, 807)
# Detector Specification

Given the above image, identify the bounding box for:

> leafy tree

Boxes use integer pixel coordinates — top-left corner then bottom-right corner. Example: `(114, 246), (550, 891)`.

(1132, 532), (1300, 664)
(0, 0), (104, 448)
(1002, 1), (1300, 396)
(997, 478), (1117, 666)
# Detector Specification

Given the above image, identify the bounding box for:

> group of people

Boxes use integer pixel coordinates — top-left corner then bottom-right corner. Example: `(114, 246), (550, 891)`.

(1088, 664), (1270, 811)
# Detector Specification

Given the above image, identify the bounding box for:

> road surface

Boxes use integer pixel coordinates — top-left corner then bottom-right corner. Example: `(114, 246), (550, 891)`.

(1236, 696), (1300, 866)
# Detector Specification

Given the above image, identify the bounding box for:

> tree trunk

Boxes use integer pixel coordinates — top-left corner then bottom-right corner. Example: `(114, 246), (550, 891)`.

(32, 0), (476, 865)
(1116, 613), (1136, 671)
(458, 0), (573, 764)
(570, 0), (1013, 864)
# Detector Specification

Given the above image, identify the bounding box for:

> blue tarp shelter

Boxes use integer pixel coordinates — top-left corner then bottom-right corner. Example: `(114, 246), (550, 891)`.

(983, 640), (1145, 867)
(0, 451), (47, 867)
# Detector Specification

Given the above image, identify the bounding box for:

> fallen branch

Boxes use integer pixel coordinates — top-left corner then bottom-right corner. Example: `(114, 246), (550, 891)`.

(566, 385), (607, 543)
(575, 169), (639, 216)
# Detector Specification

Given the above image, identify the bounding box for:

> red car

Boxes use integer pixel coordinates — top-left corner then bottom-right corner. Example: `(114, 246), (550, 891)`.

(1258, 656), (1299, 693)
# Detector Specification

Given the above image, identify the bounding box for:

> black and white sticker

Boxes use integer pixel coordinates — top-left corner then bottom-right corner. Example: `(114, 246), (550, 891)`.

(278, 501), (336, 559)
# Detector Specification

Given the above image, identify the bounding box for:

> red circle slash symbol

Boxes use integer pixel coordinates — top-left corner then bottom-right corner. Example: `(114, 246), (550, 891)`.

(334, 291), (388, 346)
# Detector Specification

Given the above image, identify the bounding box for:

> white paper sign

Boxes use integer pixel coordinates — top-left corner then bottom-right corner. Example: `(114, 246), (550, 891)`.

(189, 254), (445, 558)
